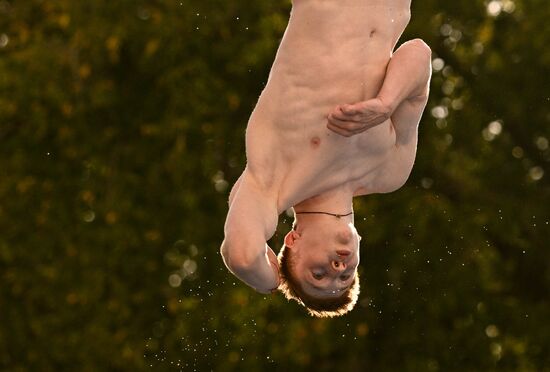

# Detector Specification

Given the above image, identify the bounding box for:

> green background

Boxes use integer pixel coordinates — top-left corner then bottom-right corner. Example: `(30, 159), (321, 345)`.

(1, 0), (549, 370)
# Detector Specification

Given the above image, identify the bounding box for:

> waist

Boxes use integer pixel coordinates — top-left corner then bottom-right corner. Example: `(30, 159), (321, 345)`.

(286, 1), (410, 52)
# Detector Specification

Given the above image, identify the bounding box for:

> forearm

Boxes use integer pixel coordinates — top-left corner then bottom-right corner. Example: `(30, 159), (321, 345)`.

(327, 39), (432, 137)
(378, 39), (432, 111)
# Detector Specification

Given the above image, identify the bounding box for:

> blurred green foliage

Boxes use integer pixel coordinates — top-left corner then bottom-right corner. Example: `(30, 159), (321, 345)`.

(0, 0), (549, 370)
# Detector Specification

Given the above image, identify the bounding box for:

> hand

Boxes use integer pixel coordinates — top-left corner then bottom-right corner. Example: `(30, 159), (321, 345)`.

(327, 97), (393, 137)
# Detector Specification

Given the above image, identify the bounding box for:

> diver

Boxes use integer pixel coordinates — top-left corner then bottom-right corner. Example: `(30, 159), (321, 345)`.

(221, 0), (432, 317)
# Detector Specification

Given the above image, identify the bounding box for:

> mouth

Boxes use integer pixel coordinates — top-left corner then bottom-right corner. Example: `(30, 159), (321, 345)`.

(336, 249), (351, 257)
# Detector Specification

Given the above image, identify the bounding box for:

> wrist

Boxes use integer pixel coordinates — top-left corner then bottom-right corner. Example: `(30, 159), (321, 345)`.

(375, 95), (397, 116)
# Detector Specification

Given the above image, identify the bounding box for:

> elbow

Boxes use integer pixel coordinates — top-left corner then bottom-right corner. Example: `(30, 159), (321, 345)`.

(220, 237), (258, 273)
(408, 38), (432, 58)
(404, 38), (432, 74)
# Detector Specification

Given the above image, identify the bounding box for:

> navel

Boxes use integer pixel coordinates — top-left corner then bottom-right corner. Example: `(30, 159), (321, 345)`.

(310, 136), (321, 148)
(370, 29), (376, 38)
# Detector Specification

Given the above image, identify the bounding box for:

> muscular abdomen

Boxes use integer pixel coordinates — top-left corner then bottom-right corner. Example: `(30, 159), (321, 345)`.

(252, 1), (409, 126)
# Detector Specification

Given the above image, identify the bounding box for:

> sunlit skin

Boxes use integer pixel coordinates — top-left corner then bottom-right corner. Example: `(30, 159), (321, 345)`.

(220, 0), (432, 296)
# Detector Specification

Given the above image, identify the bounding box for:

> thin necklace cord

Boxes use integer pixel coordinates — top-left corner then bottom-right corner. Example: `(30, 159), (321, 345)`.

(295, 211), (353, 219)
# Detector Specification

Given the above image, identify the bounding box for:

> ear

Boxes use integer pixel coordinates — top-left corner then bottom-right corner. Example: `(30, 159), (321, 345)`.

(284, 230), (300, 248)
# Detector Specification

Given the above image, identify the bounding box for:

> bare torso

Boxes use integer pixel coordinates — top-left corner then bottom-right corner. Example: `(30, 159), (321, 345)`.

(245, 0), (412, 212)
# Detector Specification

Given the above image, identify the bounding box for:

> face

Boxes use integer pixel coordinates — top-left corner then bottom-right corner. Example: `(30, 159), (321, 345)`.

(284, 219), (361, 298)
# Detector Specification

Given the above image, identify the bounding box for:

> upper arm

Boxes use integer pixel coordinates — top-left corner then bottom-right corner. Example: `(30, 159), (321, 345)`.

(391, 93), (428, 149)
(228, 171), (245, 207)
(220, 171), (280, 292)
(224, 170), (278, 243)
(354, 102), (425, 198)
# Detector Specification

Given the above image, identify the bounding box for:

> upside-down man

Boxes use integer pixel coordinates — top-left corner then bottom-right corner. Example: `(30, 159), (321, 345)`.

(221, 0), (432, 317)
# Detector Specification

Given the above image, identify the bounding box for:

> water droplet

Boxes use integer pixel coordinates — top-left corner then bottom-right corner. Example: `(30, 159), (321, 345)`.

(487, 1), (503, 17)
(169, 274), (182, 287)
(0, 33), (8, 48)
(535, 136), (549, 150)
(512, 146), (524, 158)
(431, 105), (448, 119)
(485, 325), (499, 338)
(528, 166), (544, 181)
(432, 58), (445, 72)
(83, 210), (95, 222)
(183, 259), (197, 274)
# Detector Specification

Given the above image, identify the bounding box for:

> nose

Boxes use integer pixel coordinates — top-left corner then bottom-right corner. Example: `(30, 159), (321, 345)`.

(332, 260), (346, 271)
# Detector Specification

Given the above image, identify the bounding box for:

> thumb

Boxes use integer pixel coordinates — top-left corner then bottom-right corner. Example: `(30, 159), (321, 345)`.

(341, 103), (360, 115)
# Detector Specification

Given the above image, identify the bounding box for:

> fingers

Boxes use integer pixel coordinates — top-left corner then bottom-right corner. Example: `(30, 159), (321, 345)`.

(327, 124), (369, 137)
(330, 106), (372, 125)
(328, 111), (384, 133)
(330, 109), (364, 123)
(332, 104), (364, 119)
(327, 120), (369, 137)
(327, 99), (394, 138)
(327, 122), (354, 137)
(341, 104), (360, 115)
(331, 103), (391, 122)
(328, 115), (366, 131)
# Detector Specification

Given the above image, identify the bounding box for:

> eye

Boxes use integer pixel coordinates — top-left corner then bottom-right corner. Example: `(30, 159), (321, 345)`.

(312, 272), (325, 280)
(340, 274), (351, 281)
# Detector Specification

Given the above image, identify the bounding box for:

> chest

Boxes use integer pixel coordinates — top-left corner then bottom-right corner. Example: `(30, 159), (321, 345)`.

(246, 117), (396, 209)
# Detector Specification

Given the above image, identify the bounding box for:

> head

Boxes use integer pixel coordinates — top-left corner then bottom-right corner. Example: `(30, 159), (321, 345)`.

(277, 216), (361, 317)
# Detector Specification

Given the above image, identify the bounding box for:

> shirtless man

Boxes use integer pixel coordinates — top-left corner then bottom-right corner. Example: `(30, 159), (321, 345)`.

(220, 0), (432, 317)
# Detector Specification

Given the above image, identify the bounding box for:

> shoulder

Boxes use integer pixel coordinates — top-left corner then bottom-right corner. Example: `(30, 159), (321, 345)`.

(234, 168), (278, 203)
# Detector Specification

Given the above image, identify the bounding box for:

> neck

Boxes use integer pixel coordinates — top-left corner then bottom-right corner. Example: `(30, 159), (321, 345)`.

(293, 189), (355, 227)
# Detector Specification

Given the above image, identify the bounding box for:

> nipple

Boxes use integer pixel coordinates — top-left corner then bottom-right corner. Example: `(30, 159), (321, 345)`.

(310, 136), (321, 148)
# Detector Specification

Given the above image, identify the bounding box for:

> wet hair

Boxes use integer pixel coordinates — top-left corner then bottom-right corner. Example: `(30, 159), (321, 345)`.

(277, 244), (360, 318)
